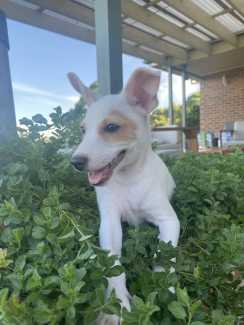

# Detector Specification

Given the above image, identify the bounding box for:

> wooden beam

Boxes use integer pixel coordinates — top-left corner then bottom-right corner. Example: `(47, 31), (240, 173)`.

(123, 42), (166, 67)
(122, 0), (210, 54)
(28, 0), (95, 29)
(189, 33), (244, 63)
(185, 46), (244, 77)
(123, 24), (187, 60)
(3, 0), (244, 78)
(0, 0), (172, 68)
(27, 0), (187, 60)
(0, 0), (95, 43)
(24, 0), (244, 63)
(163, 0), (237, 46)
(229, 0), (244, 16)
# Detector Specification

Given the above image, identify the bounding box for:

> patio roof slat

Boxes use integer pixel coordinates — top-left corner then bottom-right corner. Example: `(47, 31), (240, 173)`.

(1, 0), (244, 77)
(163, 0), (237, 46)
(122, 0), (211, 54)
(27, 0), (187, 60)
(216, 12), (244, 33)
(0, 0), (174, 68)
(0, 0), (95, 43)
(229, 0), (244, 18)
(123, 24), (187, 60)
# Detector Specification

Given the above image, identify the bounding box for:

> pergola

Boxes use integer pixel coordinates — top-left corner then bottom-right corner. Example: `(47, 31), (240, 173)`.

(1, 0), (244, 141)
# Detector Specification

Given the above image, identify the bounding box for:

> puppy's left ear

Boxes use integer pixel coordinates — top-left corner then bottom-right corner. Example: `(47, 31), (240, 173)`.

(124, 68), (161, 114)
(67, 72), (96, 106)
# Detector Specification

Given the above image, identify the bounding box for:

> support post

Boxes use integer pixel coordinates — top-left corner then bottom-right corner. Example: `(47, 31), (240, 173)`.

(182, 69), (187, 151)
(94, 0), (123, 96)
(168, 66), (174, 125)
(0, 10), (16, 141)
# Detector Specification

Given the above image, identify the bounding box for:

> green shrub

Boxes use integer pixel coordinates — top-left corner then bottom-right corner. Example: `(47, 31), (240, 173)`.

(0, 108), (243, 324)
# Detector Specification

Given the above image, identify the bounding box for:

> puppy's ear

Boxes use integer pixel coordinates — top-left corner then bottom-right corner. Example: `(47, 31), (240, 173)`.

(124, 68), (161, 114)
(67, 72), (96, 106)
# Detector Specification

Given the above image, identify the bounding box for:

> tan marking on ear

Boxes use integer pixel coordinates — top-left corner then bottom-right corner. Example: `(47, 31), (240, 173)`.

(98, 111), (137, 143)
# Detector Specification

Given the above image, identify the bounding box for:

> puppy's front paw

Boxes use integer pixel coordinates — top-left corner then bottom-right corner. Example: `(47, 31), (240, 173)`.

(97, 313), (120, 325)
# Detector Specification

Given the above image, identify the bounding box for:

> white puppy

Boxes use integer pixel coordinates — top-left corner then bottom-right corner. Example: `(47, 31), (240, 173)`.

(68, 68), (180, 324)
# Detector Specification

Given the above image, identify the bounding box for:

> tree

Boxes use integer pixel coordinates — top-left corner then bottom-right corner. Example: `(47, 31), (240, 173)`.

(150, 108), (168, 127)
(186, 92), (200, 128)
(151, 104), (182, 127)
(151, 91), (200, 128)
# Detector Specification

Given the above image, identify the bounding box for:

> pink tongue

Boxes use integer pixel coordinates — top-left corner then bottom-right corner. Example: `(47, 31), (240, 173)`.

(88, 167), (113, 185)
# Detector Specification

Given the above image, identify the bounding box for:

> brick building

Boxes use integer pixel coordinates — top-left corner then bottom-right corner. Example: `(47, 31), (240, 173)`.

(200, 68), (244, 133)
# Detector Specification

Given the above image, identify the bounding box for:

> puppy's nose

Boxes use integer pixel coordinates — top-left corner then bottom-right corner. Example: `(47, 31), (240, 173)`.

(71, 155), (88, 171)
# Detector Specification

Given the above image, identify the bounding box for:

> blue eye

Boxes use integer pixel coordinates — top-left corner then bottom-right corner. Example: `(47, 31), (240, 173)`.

(104, 123), (121, 133)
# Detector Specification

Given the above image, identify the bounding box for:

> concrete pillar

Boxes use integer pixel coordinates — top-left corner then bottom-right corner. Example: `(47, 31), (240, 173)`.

(94, 0), (123, 96)
(0, 10), (16, 141)
(168, 65), (174, 125)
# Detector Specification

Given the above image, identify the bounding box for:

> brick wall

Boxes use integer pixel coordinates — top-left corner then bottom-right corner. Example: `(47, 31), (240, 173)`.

(200, 67), (244, 132)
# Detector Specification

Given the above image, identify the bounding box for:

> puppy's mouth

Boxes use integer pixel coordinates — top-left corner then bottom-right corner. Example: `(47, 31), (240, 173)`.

(88, 150), (126, 186)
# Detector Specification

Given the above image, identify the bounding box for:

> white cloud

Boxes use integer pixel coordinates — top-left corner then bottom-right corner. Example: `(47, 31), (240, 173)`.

(13, 82), (79, 103)
(66, 95), (80, 103)
(13, 82), (80, 120)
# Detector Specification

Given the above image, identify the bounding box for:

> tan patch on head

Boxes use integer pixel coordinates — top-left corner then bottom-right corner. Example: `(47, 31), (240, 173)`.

(98, 111), (137, 143)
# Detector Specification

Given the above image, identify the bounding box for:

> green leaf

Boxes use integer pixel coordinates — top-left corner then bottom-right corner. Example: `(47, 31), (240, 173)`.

(66, 306), (76, 320)
(19, 117), (33, 126)
(168, 301), (187, 320)
(33, 302), (52, 324)
(32, 226), (46, 239)
(44, 276), (60, 288)
(32, 114), (48, 125)
(58, 230), (75, 240)
(147, 292), (158, 305)
(176, 286), (190, 307)
(0, 248), (13, 268)
(106, 265), (124, 277)
(0, 288), (9, 306)
(26, 270), (42, 291)
(191, 300), (201, 316)
(15, 255), (26, 271)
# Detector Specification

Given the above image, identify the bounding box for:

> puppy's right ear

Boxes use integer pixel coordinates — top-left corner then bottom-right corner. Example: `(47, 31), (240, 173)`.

(124, 68), (161, 114)
(67, 72), (96, 106)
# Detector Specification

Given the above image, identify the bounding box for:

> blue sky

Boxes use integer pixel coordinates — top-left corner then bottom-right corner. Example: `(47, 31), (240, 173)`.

(7, 19), (199, 121)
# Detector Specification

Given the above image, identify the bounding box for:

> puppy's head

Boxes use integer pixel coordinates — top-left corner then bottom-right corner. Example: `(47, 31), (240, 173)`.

(68, 68), (160, 186)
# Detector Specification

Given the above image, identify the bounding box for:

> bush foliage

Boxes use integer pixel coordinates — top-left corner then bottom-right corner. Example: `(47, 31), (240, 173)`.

(0, 106), (243, 324)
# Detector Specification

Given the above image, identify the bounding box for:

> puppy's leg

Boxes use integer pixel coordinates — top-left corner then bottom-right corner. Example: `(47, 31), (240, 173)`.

(99, 213), (131, 309)
(98, 209), (130, 325)
(146, 199), (180, 287)
(156, 216), (180, 248)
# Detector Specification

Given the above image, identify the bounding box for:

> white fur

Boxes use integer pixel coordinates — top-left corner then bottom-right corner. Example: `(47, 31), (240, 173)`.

(69, 68), (180, 324)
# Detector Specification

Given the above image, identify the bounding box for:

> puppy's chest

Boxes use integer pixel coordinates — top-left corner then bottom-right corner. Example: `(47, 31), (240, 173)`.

(115, 186), (148, 225)
(97, 178), (155, 225)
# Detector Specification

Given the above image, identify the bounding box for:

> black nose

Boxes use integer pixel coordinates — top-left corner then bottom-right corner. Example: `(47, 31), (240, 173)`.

(71, 155), (88, 171)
